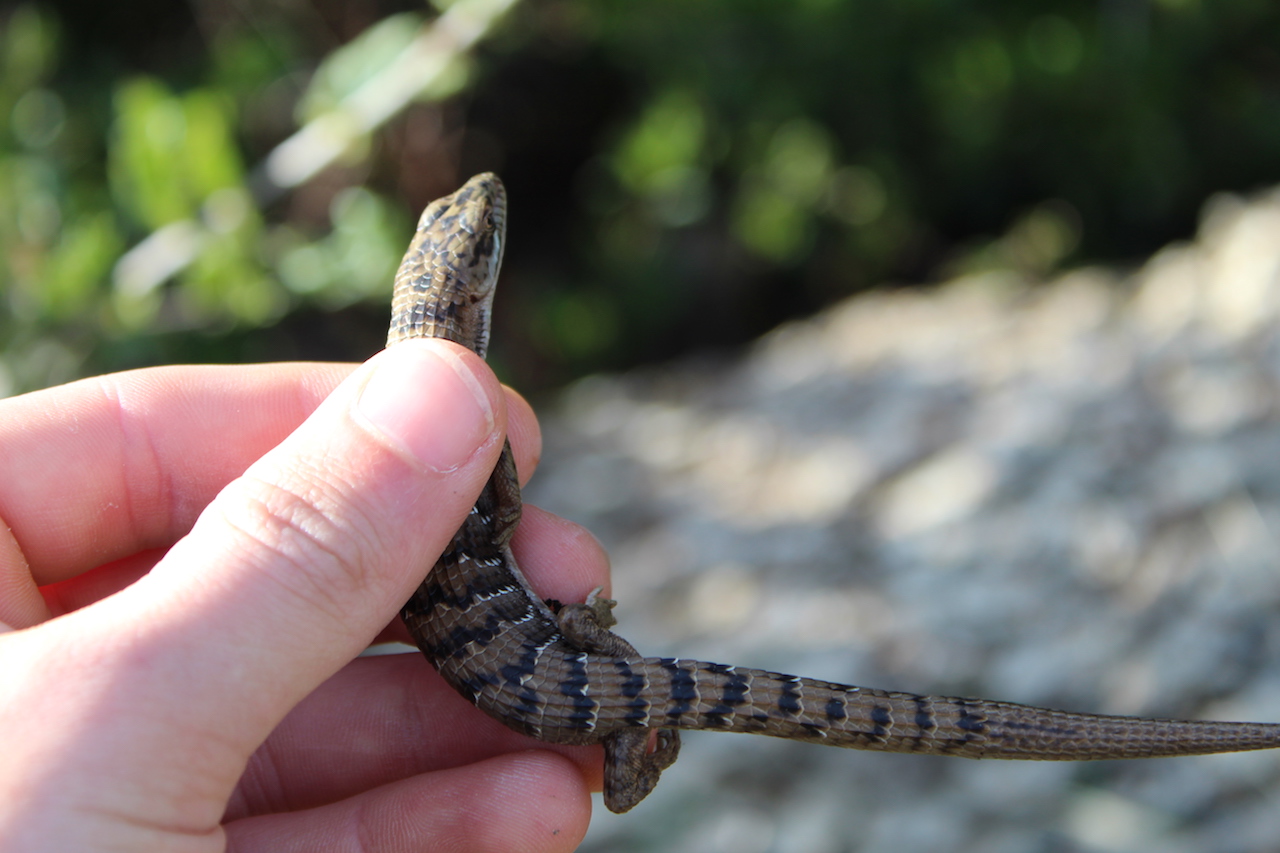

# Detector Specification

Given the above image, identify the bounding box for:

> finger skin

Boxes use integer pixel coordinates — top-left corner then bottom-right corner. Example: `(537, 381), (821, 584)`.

(232, 657), (604, 819)
(0, 342), (586, 850)
(0, 363), (353, 586)
(0, 361), (541, 629)
(224, 507), (614, 820)
(226, 753), (591, 853)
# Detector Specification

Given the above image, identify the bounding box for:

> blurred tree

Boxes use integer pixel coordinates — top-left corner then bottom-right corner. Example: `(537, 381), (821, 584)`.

(2, 0), (1279, 394)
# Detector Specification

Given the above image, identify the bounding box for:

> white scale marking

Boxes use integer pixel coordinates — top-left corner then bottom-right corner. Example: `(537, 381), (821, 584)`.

(451, 584), (519, 618)
(470, 584), (517, 603)
(573, 652), (598, 732)
(528, 637), (566, 734)
(516, 638), (559, 686)
(638, 673), (653, 726)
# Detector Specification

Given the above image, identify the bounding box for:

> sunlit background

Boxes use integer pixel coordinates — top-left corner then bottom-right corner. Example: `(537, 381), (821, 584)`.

(4, 0), (1280, 394)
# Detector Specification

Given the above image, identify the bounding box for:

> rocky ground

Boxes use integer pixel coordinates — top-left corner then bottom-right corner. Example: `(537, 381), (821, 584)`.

(523, 186), (1280, 853)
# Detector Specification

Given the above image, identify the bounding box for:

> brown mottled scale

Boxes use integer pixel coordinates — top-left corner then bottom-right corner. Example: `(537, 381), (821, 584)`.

(390, 173), (1280, 814)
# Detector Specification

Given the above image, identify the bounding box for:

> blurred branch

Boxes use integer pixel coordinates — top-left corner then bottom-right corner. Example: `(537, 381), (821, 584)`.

(255, 0), (520, 201)
(113, 0), (520, 300)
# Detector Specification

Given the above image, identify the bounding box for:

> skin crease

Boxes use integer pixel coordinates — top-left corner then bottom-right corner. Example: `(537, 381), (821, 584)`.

(0, 340), (608, 853)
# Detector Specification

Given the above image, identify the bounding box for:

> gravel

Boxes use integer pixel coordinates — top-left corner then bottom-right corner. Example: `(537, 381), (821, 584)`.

(524, 186), (1280, 853)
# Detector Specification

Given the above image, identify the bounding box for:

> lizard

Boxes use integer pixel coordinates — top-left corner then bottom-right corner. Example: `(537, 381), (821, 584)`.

(390, 171), (1280, 814)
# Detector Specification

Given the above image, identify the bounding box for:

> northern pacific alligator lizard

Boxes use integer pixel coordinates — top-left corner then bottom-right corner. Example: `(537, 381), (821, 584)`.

(389, 172), (1280, 814)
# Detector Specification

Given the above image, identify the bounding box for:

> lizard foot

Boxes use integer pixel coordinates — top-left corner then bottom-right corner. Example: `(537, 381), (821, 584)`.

(556, 587), (635, 656)
(602, 727), (681, 813)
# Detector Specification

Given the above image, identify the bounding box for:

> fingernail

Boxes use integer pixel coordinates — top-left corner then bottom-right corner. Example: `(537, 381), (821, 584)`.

(356, 340), (498, 472)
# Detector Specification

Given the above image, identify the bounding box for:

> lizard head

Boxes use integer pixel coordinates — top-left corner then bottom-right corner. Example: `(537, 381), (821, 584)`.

(389, 172), (508, 358)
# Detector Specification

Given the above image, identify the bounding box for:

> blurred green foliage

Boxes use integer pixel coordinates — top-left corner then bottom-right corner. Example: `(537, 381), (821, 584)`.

(2, 0), (1279, 395)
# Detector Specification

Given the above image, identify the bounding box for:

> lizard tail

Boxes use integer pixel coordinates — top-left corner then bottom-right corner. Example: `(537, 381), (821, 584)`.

(585, 657), (1280, 759)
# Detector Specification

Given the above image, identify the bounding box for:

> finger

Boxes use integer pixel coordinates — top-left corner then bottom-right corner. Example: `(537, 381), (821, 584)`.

(505, 387), (542, 487)
(229, 654), (603, 819)
(6, 340), (513, 828)
(39, 550), (161, 617)
(26, 410), (550, 632)
(0, 363), (351, 588)
(0, 520), (42, 630)
(512, 504), (613, 603)
(228, 503), (614, 819)
(221, 507), (612, 819)
(0, 363), (541, 602)
(225, 752), (591, 853)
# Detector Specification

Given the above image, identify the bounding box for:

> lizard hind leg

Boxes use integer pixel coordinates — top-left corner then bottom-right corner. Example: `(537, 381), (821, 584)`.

(555, 589), (682, 813)
(601, 727), (681, 813)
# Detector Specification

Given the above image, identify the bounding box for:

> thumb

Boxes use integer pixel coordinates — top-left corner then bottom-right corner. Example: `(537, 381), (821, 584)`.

(6, 339), (506, 832)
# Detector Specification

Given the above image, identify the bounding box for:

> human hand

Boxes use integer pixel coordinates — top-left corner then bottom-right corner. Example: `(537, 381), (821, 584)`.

(0, 340), (608, 852)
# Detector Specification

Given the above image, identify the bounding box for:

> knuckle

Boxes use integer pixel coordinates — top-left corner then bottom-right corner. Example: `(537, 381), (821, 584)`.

(217, 466), (387, 621)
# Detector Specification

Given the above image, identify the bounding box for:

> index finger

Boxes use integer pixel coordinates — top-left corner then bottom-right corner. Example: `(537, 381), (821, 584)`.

(0, 362), (541, 626)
